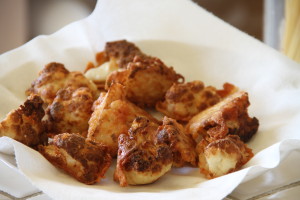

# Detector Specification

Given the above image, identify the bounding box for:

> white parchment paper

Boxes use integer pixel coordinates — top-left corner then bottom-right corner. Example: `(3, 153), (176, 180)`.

(1, 0), (300, 199)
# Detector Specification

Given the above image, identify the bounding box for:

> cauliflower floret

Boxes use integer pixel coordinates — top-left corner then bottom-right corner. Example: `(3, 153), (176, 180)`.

(0, 94), (45, 147)
(39, 133), (112, 184)
(114, 117), (173, 187)
(197, 135), (253, 178)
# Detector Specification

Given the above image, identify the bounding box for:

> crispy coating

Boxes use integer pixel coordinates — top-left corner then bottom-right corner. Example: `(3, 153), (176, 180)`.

(45, 87), (94, 136)
(197, 135), (253, 179)
(38, 133), (112, 185)
(91, 92), (106, 111)
(216, 82), (239, 98)
(186, 91), (259, 143)
(104, 40), (144, 68)
(87, 83), (159, 157)
(156, 81), (222, 122)
(156, 117), (197, 167)
(0, 95), (45, 147)
(26, 62), (98, 105)
(106, 56), (184, 107)
(84, 40), (143, 90)
(114, 117), (173, 187)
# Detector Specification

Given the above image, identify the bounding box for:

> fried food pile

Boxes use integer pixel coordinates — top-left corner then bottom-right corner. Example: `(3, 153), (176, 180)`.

(0, 40), (259, 186)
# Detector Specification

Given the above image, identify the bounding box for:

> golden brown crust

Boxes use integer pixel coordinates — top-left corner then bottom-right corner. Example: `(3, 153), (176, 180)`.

(216, 82), (239, 98)
(84, 40), (141, 89)
(104, 40), (144, 69)
(95, 51), (109, 67)
(87, 83), (159, 157)
(114, 117), (173, 187)
(0, 95), (45, 147)
(64, 71), (99, 99)
(197, 135), (253, 179)
(106, 56), (184, 107)
(26, 62), (98, 105)
(26, 63), (69, 105)
(45, 87), (94, 136)
(38, 133), (112, 185)
(186, 91), (259, 143)
(156, 117), (197, 167)
(156, 81), (222, 121)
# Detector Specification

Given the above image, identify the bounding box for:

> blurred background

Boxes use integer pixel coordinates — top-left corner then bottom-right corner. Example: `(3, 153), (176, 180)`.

(0, 0), (96, 54)
(0, 0), (297, 62)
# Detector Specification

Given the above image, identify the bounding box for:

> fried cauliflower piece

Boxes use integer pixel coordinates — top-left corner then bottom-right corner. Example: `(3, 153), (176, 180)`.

(156, 81), (223, 122)
(197, 135), (253, 179)
(87, 83), (159, 157)
(0, 95), (45, 147)
(156, 117), (197, 167)
(104, 40), (144, 69)
(114, 117), (173, 187)
(38, 133), (112, 185)
(84, 40), (144, 90)
(186, 91), (259, 143)
(26, 62), (98, 105)
(45, 87), (94, 136)
(106, 56), (184, 107)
